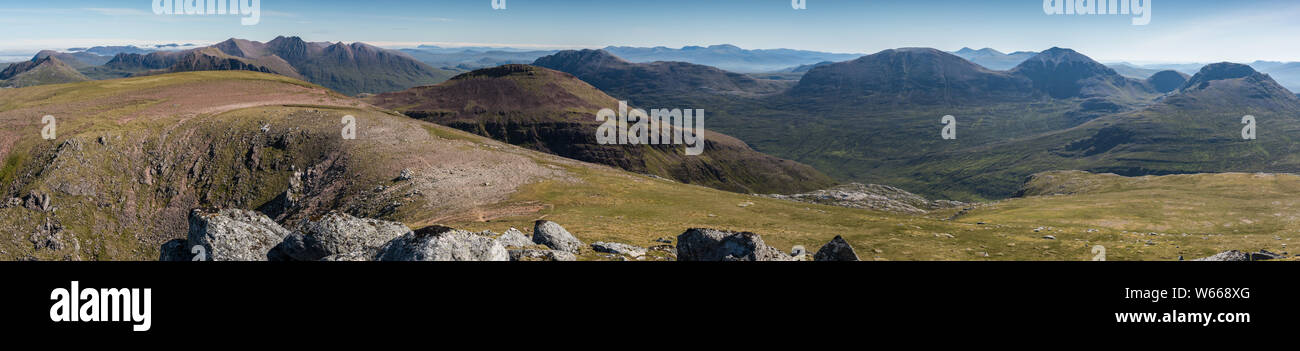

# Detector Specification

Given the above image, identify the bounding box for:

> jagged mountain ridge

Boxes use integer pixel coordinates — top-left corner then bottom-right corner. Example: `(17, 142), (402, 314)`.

(532, 49), (792, 107)
(951, 47), (1037, 70)
(100, 36), (454, 95)
(602, 44), (860, 73)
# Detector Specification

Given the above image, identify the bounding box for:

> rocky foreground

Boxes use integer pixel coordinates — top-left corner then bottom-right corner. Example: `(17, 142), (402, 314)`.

(159, 209), (865, 262)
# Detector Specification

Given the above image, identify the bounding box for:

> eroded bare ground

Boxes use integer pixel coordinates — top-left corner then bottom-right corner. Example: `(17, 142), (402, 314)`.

(0, 72), (581, 260)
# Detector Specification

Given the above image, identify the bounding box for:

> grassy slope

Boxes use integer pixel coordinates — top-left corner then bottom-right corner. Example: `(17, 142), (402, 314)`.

(655, 93), (1131, 201)
(0, 71), (1292, 261)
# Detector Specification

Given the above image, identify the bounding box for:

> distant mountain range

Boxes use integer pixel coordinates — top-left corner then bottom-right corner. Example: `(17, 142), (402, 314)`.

(1106, 62), (1166, 79)
(950, 47), (1038, 70)
(933, 62), (1300, 197)
(8, 37), (1300, 201)
(6, 37), (456, 96)
(603, 44), (861, 73)
(399, 46), (558, 72)
(98, 37), (455, 95)
(365, 64), (833, 194)
(532, 49), (793, 107)
(1102, 61), (1300, 93)
(535, 46), (1300, 200)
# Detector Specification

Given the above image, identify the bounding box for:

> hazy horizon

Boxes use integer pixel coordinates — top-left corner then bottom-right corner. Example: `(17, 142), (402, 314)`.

(2, 0), (1299, 63)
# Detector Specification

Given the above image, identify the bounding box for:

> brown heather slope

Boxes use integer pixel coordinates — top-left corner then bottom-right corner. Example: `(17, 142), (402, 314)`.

(366, 64), (835, 194)
(0, 71), (572, 260)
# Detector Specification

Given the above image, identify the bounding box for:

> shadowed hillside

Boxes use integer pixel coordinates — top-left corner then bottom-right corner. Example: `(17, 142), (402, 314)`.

(367, 64), (834, 194)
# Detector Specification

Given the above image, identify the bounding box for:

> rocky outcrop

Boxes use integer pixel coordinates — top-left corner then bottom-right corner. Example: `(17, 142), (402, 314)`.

(762, 183), (964, 214)
(591, 241), (647, 258)
(509, 249), (577, 261)
(814, 235), (860, 261)
(269, 212), (411, 261)
(533, 220), (584, 253)
(496, 228), (533, 248)
(187, 209), (293, 261)
(377, 225), (509, 261)
(29, 218), (71, 252)
(23, 190), (52, 212)
(676, 228), (792, 261)
(1193, 250), (1285, 262)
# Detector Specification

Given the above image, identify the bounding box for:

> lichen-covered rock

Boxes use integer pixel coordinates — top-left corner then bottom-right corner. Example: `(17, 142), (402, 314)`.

(675, 228), (793, 261)
(1193, 250), (1284, 261)
(533, 220), (584, 253)
(814, 235), (859, 261)
(509, 249), (577, 261)
(497, 227), (533, 248)
(591, 241), (647, 258)
(377, 226), (509, 261)
(187, 209), (292, 261)
(270, 212), (411, 261)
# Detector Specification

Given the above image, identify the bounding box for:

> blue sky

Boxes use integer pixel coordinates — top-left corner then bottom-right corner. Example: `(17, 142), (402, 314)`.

(2, 0), (1299, 63)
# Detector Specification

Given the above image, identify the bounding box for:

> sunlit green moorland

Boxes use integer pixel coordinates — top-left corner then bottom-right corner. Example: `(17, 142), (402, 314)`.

(0, 72), (1291, 261)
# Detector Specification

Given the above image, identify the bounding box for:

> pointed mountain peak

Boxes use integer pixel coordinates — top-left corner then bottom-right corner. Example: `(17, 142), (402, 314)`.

(1, 54), (88, 86)
(32, 50), (63, 61)
(956, 47), (1005, 56)
(268, 35), (305, 44)
(1010, 47), (1133, 98)
(34, 55), (65, 65)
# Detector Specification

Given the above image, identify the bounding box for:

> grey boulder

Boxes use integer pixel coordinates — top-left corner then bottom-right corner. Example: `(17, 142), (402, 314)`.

(675, 228), (793, 261)
(187, 209), (292, 261)
(1193, 250), (1284, 261)
(377, 226), (509, 261)
(497, 227), (534, 248)
(591, 241), (647, 258)
(271, 212), (412, 261)
(533, 220), (584, 253)
(509, 249), (577, 261)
